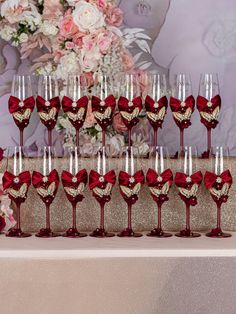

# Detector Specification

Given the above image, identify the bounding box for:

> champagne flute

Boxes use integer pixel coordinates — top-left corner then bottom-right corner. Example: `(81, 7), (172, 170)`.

(197, 74), (221, 158)
(175, 146), (202, 237)
(9, 75), (35, 146)
(32, 146), (60, 237)
(118, 146), (145, 237)
(36, 76), (60, 146)
(2, 146), (31, 237)
(89, 146), (116, 237)
(146, 146), (173, 237)
(170, 74), (194, 151)
(61, 146), (88, 238)
(118, 74), (142, 151)
(62, 75), (88, 147)
(144, 73), (168, 146)
(92, 74), (116, 147)
(204, 146), (232, 237)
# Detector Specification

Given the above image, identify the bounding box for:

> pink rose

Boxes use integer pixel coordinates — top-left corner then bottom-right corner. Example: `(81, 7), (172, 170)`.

(84, 102), (96, 127)
(84, 72), (94, 87)
(72, 32), (85, 47)
(43, 0), (63, 20)
(65, 41), (76, 49)
(97, 32), (113, 54)
(106, 5), (123, 27)
(113, 113), (128, 133)
(83, 34), (96, 51)
(121, 49), (135, 71)
(59, 13), (79, 38)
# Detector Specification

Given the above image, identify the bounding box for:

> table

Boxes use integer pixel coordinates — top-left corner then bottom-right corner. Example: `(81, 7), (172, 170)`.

(1, 234), (236, 314)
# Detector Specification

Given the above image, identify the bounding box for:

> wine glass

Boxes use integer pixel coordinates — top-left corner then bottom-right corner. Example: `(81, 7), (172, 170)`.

(9, 75), (35, 146)
(118, 74), (142, 150)
(144, 73), (168, 146)
(92, 74), (116, 147)
(197, 74), (221, 158)
(61, 146), (88, 238)
(2, 146), (31, 237)
(204, 146), (232, 237)
(36, 76), (60, 146)
(146, 146), (173, 237)
(118, 146), (145, 237)
(89, 146), (116, 237)
(32, 146), (60, 237)
(62, 75), (88, 147)
(175, 146), (202, 237)
(170, 74), (194, 152)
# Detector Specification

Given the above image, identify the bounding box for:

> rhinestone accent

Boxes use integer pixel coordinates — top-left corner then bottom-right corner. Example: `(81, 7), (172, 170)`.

(186, 176), (192, 183)
(19, 101), (24, 107)
(72, 177), (77, 183)
(129, 177), (135, 183)
(207, 101), (212, 108)
(13, 177), (19, 184)
(45, 101), (50, 107)
(100, 101), (105, 106)
(154, 102), (159, 109)
(128, 101), (133, 107)
(43, 176), (48, 183)
(72, 101), (77, 108)
(157, 176), (163, 182)
(216, 177), (222, 183)
(99, 176), (104, 182)
(180, 101), (186, 107)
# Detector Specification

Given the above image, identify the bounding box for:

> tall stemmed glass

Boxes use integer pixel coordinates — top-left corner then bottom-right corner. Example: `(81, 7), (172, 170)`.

(118, 74), (142, 151)
(32, 146), (60, 237)
(204, 146), (232, 237)
(9, 75), (35, 146)
(118, 146), (145, 237)
(175, 146), (202, 237)
(61, 146), (88, 238)
(2, 146), (31, 237)
(92, 74), (116, 147)
(36, 76), (60, 146)
(197, 74), (221, 158)
(146, 146), (173, 237)
(144, 73), (168, 146)
(170, 74), (195, 151)
(62, 75), (88, 147)
(89, 146), (116, 237)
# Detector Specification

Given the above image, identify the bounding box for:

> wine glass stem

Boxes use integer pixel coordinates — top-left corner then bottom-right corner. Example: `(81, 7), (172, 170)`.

(154, 129), (157, 147)
(128, 129), (132, 151)
(128, 203), (132, 230)
(46, 204), (50, 230)
(48, 130), (52, 146)
(100, 203), (105, 230)
(207, 129), (211, 152)
(16, 203), (21, 230)
(217, 205), (221, 230)
(102, 130), (106, 147)
(186, 204), (190, 231)
(20, 130), (23, 147)
(157, 203), (162, 230)
(76, 130), (80, 148)
(180, 129), (184, 147)
(72, 203), (77, 229)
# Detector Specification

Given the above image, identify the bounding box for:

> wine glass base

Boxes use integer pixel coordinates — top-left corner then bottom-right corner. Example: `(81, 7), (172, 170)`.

(90, 228), (115, 238)
(6, 228), (31, 238)
(147, 228), (172, 238)
(117, 228), (143, 237)
(62, 228), (87, 238)
(206, 229), (232, 238)
(175, 229), (201, 238)
(35, 228), (60, 238)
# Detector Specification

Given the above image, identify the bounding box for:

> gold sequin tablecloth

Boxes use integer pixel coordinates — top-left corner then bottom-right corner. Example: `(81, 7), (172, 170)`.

(3, 157), (236, 233)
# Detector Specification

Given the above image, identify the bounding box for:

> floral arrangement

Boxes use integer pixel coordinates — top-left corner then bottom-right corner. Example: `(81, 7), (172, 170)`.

(0, 0), (151, 149)
(0, 148), (16, 232)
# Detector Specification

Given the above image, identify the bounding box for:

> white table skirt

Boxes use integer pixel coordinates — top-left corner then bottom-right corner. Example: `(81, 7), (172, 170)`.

(1, 234), (236, 314)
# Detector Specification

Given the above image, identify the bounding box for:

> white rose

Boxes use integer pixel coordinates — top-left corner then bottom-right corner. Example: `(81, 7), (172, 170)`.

(72, 1), (105, 32)
(0, 25), (16, 41)
(55, 52), (80, 79)
(80, 47), (100, 72)
(19, 32), (28, 43)
(40, 20), (58, 36)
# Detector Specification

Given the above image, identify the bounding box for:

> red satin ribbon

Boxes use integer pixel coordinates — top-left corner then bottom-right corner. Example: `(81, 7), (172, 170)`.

(62, 96), (88, 112)
(89, 170), (116, 190)
(146, 168), (173, 187)
(204, 170), (232, 189)
(3, 171), (31, 189)
(61, 169), (88, 188)
(91, 95), (116, 130)
(32, 169), (60, 188)
(196, 95), (221, 129)
(145, 95), (167, 129)
(119, 170), (145, 187)
(175, 171), (203, 188)
(36, 96), (60, 130)
(170, 95), (195, 129)
(8, 96), (35, 113)
(118, 96), (142, 129)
